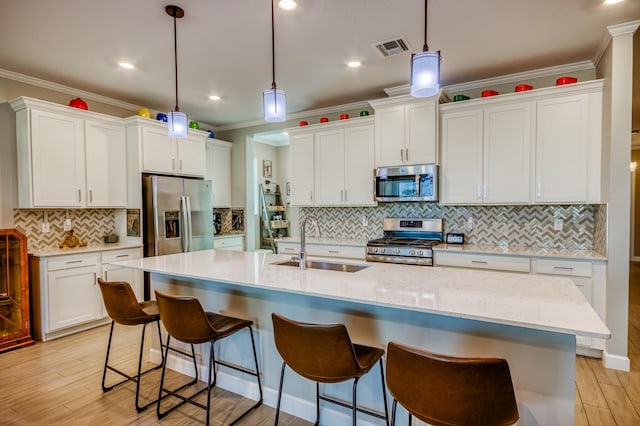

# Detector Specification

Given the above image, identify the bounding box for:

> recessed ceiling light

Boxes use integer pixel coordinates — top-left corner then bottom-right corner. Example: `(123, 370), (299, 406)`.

(279, 0), (297, 10)
(118, 62), (135, 70)
(283, 130), (288, 136)
(347, 61), (362, 68)
(209, 95), (221, 101)
(604, 0), (623, 5)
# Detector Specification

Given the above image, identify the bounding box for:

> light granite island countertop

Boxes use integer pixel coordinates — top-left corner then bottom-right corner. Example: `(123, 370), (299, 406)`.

(114, 249), (610, 425)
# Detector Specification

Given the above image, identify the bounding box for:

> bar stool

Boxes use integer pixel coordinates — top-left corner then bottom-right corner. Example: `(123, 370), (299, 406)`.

(97, 278), (164, 412)
(154, 290), (263, 426)
(271, 313), (389, 426)
(386, 341), (519, 426)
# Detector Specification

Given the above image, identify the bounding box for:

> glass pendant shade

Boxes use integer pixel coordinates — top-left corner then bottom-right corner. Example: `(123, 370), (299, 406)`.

(263, 88), (286, 122)
(167, 111), (188, 138)
(411, 51), (440, 97)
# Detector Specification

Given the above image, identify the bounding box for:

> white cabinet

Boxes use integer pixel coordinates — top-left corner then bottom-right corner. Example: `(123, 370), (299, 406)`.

(126, 117), (207, 178)
(289, 132), (316, 206)
(533, 258), (606, 353)
(101, 248), (143, 301)
(214, 235), (244, 251)
(535, 90), (602, 203)
(369, 96), (437, 167)
(205, 139), (232, 207)
(314, 123), (376, 206)
(441, 102), (532, 204)
(11, 97), (127, 208)
(277, 240), (365, 260)
(434, 251), (531, 273)
(29, 246), (143, 341)
(289, 117), (375, 207)
(440, 80), (603, 205)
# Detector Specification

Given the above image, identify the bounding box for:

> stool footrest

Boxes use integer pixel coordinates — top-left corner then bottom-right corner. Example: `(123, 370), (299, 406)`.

(319, 393), (388, 420)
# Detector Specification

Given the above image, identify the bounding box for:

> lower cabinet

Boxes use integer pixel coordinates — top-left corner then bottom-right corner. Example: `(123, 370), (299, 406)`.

(214, 235), (245, 251)
(30, 246), (143, 341)
(276, 241), (365, 260)
(433, 249), (606, 355)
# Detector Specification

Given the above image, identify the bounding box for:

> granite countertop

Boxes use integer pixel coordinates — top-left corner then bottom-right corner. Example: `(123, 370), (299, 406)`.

(433, 244), (607, 261)
(113, 250), (610, 339)
(29, 242), (143, 257)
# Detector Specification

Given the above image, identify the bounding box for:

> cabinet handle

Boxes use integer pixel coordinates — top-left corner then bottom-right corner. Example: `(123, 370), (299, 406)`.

(553, 266), (574, 271)
(344, 189), (347, 201)
(405, 148), (409, 162)
(471, 260), (488, 264)
(400, 148), (404, 162)
(116, 254), (129, 258)
(89, 190), (93, 203)
(537, 182), (542, 198)
(477, 184), (482, 199)
(328, 250), (340, 254)
(310, 191), (313, 202)
(78, 189), (82, 202)
(65, 260), (83, 264)
(180, 159), (183, 171)
(483, 185), (488, 199)
(283, 247), (295, 252)
(173, 158), (176, 171)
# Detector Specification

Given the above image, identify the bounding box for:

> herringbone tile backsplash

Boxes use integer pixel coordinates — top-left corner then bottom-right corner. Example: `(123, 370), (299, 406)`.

(13, 209), (116, 250)
(301, 203), (604, 251)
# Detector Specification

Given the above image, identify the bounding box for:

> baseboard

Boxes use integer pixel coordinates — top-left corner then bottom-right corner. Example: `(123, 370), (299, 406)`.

(603, 350), (631, 371)
(150, 349), (384, 425)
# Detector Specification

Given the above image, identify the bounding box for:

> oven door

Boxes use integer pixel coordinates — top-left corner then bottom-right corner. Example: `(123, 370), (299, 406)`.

(375, 164), (438, 202)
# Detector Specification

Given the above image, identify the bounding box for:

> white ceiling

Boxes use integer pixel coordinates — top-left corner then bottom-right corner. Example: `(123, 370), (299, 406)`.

(0, 0), (638, 130)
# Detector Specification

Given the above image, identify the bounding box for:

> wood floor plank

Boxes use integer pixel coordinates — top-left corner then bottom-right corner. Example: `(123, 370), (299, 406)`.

(576, 355), (609, 408)
(587, 356), (622, 386)
(601, 382), (640, 425)
(582, 404), (617, 426)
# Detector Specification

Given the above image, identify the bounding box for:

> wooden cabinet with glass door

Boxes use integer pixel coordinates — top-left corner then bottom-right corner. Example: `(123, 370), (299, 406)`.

(0, 229), (34, 352)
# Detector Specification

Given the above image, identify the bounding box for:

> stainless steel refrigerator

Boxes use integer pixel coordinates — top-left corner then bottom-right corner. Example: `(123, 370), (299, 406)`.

(142, 175), (214, 258)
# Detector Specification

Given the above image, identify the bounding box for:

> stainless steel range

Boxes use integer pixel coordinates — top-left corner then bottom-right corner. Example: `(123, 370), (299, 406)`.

(366, 218), (443, 266)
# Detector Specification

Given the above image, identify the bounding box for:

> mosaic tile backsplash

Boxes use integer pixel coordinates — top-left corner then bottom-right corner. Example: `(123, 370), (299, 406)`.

(13, 209), (116, 250)
(301, 203), (604, 251)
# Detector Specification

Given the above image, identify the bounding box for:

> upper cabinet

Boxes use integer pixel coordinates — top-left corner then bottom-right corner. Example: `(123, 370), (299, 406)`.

(288, 117), (376, 207)
(125, 117), (207, 178)
(369, 96), (437, 167)
(440, 80), (603, 205)
(11, 97), (127, 209)
(205, 139), (232, 208)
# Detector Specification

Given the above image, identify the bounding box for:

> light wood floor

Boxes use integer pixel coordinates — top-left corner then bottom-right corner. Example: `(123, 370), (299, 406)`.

(3, 265), (640, 425)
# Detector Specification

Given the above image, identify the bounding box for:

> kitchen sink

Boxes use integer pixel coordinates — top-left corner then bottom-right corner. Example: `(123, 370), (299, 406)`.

(273, 260), (369, 273)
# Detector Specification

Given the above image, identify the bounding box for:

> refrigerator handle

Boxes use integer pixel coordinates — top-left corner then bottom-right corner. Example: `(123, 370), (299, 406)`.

(185, 195), (193, 252)
(180, 196), (188, 252)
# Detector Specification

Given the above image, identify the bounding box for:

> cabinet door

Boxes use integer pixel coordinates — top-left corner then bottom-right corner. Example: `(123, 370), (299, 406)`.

(85, 120), (127, 207)
(374, 104), (405, 167)
(30, 109), (85, 207)
(47, 266), (102, 331)
(290, 133), (315, 206)
(315, 129), (346, 206)
(440, 109), (484, 204)
(141, 126), (177, 174)
(405, 101), (437, 165)
(102, 266), (143, 304)
(206, 142), (231, 207)
(344, 124), (376, 206)
(535, 94), (588, 203)
(178, 134), (206, 177)
(483, 103), (532, 203)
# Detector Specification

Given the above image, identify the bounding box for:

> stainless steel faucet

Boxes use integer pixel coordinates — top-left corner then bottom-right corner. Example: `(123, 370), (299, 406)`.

(298, 215), (320, 270)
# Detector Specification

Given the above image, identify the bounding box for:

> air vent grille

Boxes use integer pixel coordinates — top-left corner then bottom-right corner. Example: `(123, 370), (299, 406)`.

(375, 38), (410, 57)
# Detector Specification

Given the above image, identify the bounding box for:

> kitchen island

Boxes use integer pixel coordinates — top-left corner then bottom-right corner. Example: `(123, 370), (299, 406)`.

(113, 249), (610, 425)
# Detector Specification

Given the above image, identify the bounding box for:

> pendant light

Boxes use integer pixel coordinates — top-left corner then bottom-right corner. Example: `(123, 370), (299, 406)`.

(166, 5), (188, 138)
(410, 0), (441, 97)
(263, 0), (286, 122)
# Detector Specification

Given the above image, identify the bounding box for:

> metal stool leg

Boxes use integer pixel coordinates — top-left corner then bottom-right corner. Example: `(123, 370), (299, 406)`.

(379, 359), (390, 426)
(315, 382), (321, 426)
(390, 399), (398, 426)
(352, 377), (360, 426)
(275, 362), (287, 425)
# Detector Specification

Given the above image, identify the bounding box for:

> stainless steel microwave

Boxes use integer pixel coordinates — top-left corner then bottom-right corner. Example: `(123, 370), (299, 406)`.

(374, 164), (438, 202)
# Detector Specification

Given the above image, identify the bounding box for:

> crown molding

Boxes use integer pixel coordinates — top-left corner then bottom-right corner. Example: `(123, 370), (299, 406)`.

(608, 20), (640, 37)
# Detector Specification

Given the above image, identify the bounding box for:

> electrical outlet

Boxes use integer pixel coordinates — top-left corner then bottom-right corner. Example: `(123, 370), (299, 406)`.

(554, 219), (563, 231)
(63, 218), (72, 231)
(361, 214), (368, 227)
(41, 222), (50, 233)
(467, 216), (473, 229)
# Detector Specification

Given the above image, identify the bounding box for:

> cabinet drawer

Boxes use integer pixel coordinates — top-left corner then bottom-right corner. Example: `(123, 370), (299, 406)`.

(277, 243), (298, 255)
(435, 252), (530, 273)
(102, 248), (142, 264)
(534, 258), (592, 277)
(214, 236), (244, 249)
(307, 245), (365, 260)
(47, 253), (100, 271)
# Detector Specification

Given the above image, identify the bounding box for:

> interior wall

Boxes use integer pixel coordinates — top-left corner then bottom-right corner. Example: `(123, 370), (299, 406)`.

(633, 149), (640, 258)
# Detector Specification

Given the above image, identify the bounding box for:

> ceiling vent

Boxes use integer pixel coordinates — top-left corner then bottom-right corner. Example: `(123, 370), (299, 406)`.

(375, 37), (411, 57)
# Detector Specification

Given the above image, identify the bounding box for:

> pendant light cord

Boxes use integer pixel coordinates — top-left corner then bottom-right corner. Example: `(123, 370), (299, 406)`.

(271, 0), (277, 90)
(423, 0), (429, 52)
(173, 12), (180, 112)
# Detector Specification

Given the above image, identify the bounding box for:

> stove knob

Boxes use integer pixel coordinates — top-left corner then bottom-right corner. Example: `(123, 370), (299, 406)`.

(394, 249), (401, 255)
(417, 250), (423, 256)
(409, 249), (415, 255)
(378, 248), (384, 254)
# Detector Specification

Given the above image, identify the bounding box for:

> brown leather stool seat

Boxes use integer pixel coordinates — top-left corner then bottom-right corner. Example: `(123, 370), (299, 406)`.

(155, 290), (263, 426)
(272, 313), (389, 426)
(97, 278), (165, 412)
(386, 341), (519, 426)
